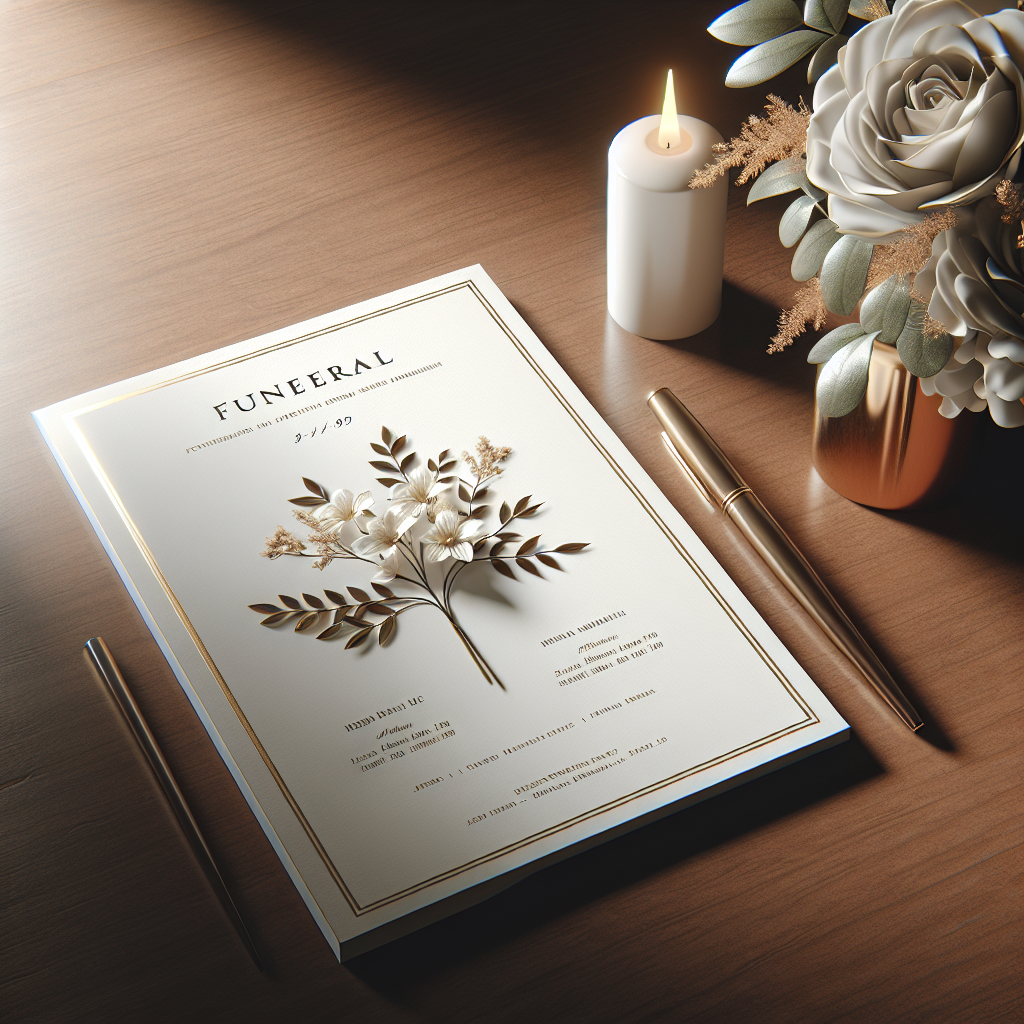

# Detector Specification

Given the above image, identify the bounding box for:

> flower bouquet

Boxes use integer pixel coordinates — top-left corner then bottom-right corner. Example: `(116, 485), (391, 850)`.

(696, 0), (1024, 428)
(249, 430), (588, 690)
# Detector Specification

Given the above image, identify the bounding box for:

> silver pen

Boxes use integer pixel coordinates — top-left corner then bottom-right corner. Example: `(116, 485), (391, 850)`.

(648, 388), (923, 732)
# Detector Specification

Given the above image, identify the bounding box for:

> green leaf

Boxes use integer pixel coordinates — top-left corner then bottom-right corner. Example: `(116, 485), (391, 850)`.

(807, 325), (874, 364)
(747, 157), (807, 204)
(779, 194), (818, 247)
(708, 0), (803, 46)
(804, 0), (847, 34)
(816, 333), (875, 417)
(860, 274), (911, 344)
(791, 218), (842, 280)
(819, 233), (873, 315)
(725, 28), (829, 87)
(895, 301), (953, 377)
(801, 177), (827, 202)
(807, 32), (847, 82)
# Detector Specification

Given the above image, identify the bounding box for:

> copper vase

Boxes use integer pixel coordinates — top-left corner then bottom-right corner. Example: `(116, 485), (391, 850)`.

(812, 343), (975, 510)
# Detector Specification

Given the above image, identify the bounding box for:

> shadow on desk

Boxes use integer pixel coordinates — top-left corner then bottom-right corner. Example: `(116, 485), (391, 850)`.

(348, 735), (880, 991)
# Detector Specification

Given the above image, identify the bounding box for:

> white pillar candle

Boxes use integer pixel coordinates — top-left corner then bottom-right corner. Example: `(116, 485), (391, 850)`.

(607, 72), (728, 341)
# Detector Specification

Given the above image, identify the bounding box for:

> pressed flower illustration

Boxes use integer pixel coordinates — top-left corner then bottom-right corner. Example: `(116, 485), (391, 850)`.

(250, 429), (589, 689)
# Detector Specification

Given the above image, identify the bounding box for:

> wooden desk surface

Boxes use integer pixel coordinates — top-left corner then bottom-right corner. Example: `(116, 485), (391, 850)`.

(2, 3), (1021, 1021)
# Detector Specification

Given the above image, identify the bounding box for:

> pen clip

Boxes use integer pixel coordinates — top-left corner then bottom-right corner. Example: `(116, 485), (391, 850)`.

(661, 432), (718, 511)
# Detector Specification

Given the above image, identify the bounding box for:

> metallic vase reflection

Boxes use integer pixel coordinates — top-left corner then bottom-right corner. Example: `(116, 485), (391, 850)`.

(812, 344), (976, 510)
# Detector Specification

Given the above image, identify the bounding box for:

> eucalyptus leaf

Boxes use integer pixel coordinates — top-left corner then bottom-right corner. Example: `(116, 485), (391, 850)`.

(725, 29), (829, 87)
(816, 333), (875, 417)
(708, 0), (803, 46)
(801, 177), (827, 202)
(807, 32), (847, 82)
(819, 233), (873, 314)
(895, 301), (954, 377)
(747, 156), (807, 203)
(791, 218), (842, 280)
(779, 194), (818, 247)
(804, 0), (848, 34)
(807, 325), (875, 364)
(859, 274), (912, 343)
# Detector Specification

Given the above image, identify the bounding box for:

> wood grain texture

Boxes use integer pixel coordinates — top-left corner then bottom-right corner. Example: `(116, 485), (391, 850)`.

(1, 3), (1020, 1022)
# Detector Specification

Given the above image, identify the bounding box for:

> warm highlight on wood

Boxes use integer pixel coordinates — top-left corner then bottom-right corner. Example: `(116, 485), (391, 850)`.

(1, 3), (1020, 1022)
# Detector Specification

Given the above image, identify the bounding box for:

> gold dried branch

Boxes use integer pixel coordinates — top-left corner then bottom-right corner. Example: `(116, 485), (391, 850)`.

(867, 209), (957, 292)
(462, 436), (512, 481)
(922, 310), (950, 338)
(995, 179), (1024, 249)
(292, 508), (340, 570)
(689, 95), (811, 189)
(768, 277), (827, 354)
(260, 525), (305, 559)
(855, 0), (891, 20)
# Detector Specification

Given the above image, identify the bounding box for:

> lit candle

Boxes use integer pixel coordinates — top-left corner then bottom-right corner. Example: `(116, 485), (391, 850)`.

(607, 71), (728, 340)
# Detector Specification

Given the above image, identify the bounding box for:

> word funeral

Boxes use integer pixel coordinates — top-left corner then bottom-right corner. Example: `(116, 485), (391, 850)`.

(212, 350), (394, 421)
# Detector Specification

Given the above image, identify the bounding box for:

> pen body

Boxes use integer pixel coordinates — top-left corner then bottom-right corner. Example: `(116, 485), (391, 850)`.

(725, 493), (923, 731)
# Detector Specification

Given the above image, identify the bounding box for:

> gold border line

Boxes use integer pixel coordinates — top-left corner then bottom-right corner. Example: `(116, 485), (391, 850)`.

(66, 279), (820, 918)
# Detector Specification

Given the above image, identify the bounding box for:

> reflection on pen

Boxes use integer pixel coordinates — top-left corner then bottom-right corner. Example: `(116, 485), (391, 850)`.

(648, 388), (923, 732)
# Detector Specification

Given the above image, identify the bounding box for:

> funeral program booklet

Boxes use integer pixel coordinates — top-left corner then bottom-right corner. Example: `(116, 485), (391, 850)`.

(35, 266), (848, 959)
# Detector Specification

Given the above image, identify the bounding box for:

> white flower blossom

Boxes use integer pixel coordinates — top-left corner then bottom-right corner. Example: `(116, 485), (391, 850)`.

(351, 506), (414, 559)
(372, 550), (403, 583)
(315, 489), (373, 533)
(421, 510), (485, 563)
(390, 466), (447, 522)
(805, 1), (1024, 241)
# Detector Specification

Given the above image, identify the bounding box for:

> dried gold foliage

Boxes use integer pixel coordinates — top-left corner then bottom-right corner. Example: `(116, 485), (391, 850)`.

(291, 509), (339, 570)
(922, 310), (950, 338)
(689, 95), (811, 189)
(260, 525), (305, 559)
(461, 436), (512, 482)
(995, 179), (1024, 249)
(867, 210), (958, 291)
(859, 0), (890, 19)
(768, 277), (827, 354)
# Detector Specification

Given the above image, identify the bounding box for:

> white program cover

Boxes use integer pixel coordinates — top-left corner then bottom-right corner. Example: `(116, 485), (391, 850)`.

(34, 266), (848, 959)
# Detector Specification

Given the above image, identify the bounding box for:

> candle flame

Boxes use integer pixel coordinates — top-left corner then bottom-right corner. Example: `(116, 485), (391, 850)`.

(658, 70), (681, 150)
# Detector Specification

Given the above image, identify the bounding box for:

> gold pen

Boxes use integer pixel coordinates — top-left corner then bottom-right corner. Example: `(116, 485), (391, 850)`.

(83, 638), (265, 969)
(647, 388), (923, 732)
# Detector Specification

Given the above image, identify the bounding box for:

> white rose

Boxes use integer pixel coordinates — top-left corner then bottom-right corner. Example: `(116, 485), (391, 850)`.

(806, 0), (1024, 241)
